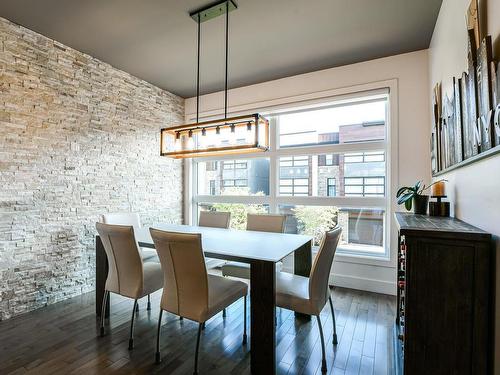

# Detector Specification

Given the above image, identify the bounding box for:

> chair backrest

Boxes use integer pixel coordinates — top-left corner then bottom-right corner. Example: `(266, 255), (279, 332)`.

(199, 211), (231, 229)
(101, 212), (142, 230)
(309, 226), (342, 307)
(96, 222), (144, 298)
(149, 229), (209, 321)
(246, 214), (286, 233)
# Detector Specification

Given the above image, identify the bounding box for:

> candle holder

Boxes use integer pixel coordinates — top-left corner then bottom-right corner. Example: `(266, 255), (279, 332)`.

(429, 195), (450, 217)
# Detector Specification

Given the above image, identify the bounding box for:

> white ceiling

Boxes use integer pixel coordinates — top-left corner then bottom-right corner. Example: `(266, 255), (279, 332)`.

(0, 0), (442, 98)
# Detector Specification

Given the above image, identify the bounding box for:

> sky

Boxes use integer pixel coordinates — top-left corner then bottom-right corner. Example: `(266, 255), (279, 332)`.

(277, 99), (387, 137)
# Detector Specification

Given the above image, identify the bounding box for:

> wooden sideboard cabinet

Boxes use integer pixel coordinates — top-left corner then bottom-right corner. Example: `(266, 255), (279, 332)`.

(394, 212), (492, 375)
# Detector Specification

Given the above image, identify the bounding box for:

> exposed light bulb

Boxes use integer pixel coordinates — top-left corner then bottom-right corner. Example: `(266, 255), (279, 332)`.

(187, 130), (194, 150)
(200, 128), (207, 148)
(229, 124), (236, 144)
(209, 126), (219, 147)
(174, 132), (181, 151)
(245, 122), (253, 143)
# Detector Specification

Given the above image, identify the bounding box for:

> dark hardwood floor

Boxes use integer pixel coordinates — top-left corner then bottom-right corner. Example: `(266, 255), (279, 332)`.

(0, 286), (396, 375)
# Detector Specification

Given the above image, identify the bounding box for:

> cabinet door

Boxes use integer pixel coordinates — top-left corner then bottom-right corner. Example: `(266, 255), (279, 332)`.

(405, 237), (474, 375)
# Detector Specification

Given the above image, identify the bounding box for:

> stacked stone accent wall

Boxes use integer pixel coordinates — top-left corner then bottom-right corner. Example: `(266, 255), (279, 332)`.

(0, 17), (184, 320)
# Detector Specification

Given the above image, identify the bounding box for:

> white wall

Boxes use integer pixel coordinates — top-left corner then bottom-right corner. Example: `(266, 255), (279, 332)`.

(185, 50), (431, 295)
(428, 0), (500, 372)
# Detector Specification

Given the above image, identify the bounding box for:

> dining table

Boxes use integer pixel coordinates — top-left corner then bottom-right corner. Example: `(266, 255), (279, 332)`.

(95, 223), (313, 374)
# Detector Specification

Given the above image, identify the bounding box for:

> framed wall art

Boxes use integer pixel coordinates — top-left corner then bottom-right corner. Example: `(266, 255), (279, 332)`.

(461, 72), (474, 159)
(493, 61), (500, 146)
(453, 77), (464, 163)
(431, 2), (500, 177)
(431, 82), (442, 173)
(466, 29), (480, 156)
(476, 36), (493, 152)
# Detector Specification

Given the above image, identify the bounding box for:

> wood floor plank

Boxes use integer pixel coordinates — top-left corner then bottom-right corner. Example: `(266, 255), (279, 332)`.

(0, 286), (395, 375)
(345, 339), (363, 375)
(360, 356), (375, 375)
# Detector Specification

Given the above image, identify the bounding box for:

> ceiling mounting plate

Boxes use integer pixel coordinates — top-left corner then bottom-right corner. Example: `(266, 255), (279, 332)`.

(189, 0), (238, 23)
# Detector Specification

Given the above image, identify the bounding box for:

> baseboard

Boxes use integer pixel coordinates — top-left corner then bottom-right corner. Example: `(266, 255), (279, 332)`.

(282, 266), (396, 296)
(330, 273), (396, 295)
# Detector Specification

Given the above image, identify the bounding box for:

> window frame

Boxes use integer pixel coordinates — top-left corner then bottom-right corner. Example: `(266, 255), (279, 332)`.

(327, 177), (336, 197)
(344, 176), (385, 197)
(185, 82), (398, 266)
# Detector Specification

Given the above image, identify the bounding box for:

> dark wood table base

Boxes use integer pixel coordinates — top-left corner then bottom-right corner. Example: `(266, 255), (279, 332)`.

(250, 260), (276, 373)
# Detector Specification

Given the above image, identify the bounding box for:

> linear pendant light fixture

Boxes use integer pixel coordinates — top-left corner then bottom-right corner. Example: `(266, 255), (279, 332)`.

(160, 0), (269, 158)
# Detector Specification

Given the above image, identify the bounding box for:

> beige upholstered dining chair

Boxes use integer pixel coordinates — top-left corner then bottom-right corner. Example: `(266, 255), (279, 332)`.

(96, 222), (163, 350)
(198, 210), (231, 229)
(150, 229), (248, 375)
(101, 213), (157, 262)
(101, 212), (158, 311)
(221, 213), (286, 279)
(276, 226), (342, 373)
(199, 211), (231, 276)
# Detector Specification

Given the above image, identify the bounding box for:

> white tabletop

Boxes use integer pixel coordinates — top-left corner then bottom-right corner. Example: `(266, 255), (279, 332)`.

(135, 223), (312, 263)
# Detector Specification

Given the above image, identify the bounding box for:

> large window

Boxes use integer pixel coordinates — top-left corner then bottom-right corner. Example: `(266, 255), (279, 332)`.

(191, 93), (389, 258)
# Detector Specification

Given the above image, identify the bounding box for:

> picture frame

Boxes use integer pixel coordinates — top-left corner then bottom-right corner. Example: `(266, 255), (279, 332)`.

(493, 61), (500, 146)
(461, 72), (474, 159)
(446, 94), (456, 166)
(431, 83), (442, 172)
(431, 122), (438, 174)
(476, 36), (493, 152)
(440, 95), (455, 169)
(466, 29), (480, 156)
(453, 77), (464, 163)
(467, 0), (480, 48)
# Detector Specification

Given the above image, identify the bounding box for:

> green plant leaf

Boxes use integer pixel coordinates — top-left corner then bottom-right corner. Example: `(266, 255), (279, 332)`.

(397, 192), (414, 205)
(404, 197), (413, 211)
(396, 187), (409, 197)
(414, 180), (421, 192)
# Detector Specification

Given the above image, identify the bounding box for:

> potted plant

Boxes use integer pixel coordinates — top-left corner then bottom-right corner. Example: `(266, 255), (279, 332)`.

(396, 180), (446, 215)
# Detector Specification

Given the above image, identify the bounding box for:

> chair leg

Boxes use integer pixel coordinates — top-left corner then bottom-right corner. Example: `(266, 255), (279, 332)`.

(201, 322), (206, 330)
(193, 323), (203, 375)
(99, 291), (109, 337)
(155, 309), (163, 364)
(242, 295), (247, 345)
(180, 316), (184, 321)
(328, 296), (338, 345)
(222, 275), (227, 318)
(136, 302), (139, 312)
(128, 299), (138, 350)
(147, 294), (151, 311)
(316, 315), (327, 373)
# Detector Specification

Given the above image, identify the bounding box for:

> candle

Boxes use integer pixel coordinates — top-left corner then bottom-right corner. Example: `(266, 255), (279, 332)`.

(431, 181), (445, 197)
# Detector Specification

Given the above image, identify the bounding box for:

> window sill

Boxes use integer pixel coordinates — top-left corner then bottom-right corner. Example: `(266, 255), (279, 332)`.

(312, 245), (395, 268)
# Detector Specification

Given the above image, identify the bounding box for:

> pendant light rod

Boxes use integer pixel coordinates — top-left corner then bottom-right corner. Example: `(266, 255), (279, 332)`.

(196, 13), (201, 123)
(161, 1), (271, 159)
(190, 0), (236, 121)
(224, 0), (229, 119)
